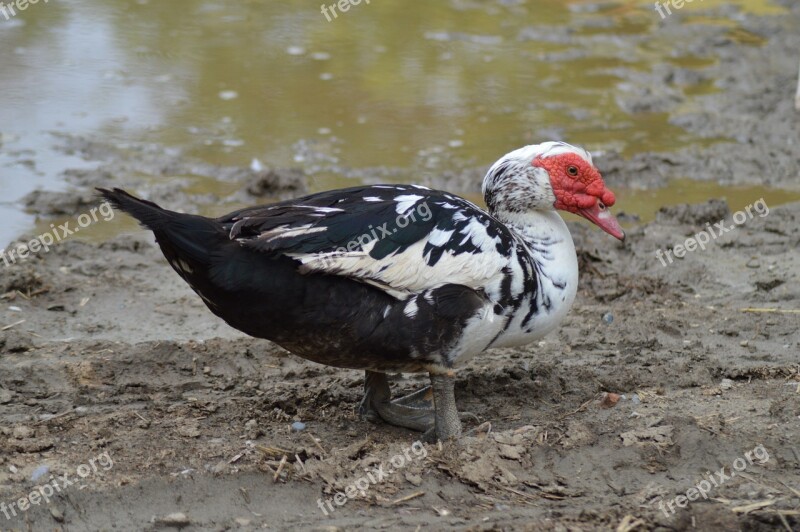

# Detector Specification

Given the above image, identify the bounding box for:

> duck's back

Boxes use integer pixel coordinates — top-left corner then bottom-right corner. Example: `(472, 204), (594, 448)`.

(99, 186), (518, 372)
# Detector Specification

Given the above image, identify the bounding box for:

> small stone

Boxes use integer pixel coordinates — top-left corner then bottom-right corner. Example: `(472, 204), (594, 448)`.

(245, 419), (262, 438)
(291, 421), (306, 432)
(599, 392), (621, 409)
(740, 340), (749, 347)
(497, 443), (523, 460)
(156, 512), (190, 527)
(218, 90), (238, 101)
(405, 472), (422, 486)
(50, 507), (64, 523)
(177, 421), (201, 438)
(250, 158), (264, 172)
(31, 464), (49, 481)
(234, 517), (251, 527)
(720, 378), (734, 390)
(12, 425), (33, 439)
(0, 388), (12, 404)
(602, 312), (614, 324)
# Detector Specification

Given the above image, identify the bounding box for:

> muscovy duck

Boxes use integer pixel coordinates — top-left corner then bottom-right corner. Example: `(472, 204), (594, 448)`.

(98, 141), (624, 441)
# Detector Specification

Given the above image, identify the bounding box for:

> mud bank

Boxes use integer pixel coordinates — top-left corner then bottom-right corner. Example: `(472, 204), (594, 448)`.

(0, 197), (797, 530)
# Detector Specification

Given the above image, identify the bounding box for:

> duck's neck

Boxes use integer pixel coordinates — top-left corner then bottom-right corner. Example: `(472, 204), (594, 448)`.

(491, 208), (580, 346)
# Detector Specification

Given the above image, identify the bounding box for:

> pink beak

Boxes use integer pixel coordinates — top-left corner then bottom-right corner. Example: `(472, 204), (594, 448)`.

(577, 202), (625, 241)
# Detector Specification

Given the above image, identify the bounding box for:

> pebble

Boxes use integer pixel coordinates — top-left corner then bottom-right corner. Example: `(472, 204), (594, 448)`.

(13, 425), (33, 439)
(156, 512), (191, 527)
(250, 158), (264, 172)
(405, 472), (422, 486)
(218, 90), (239, 101)
(31, 464), (49, 481)
(50, 507), (64, 523)
(720, 378), (734, 390)
(0, 388), (12, 404)
(291, 421), (306, 432)
(740, 340), (749, 347)
(599, 392), (620, 408)
(602, 312), (614, 324)
(631, 394), (641, 405)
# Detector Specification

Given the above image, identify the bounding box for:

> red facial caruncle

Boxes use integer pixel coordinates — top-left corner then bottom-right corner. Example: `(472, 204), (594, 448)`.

(534, 152), (625, 240)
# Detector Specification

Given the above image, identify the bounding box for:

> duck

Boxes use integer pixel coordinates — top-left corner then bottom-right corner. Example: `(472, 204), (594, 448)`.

(98, 141), (624, 442)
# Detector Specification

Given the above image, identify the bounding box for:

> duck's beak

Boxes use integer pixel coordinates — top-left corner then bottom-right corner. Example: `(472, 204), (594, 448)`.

(577, 202), (625, 241)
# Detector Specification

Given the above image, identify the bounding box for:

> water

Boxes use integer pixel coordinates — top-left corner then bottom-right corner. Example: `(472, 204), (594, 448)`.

(0, 0), (793, 245)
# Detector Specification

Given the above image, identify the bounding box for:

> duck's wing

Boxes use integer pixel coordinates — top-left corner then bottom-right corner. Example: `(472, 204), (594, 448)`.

(218, 185), (516, 297)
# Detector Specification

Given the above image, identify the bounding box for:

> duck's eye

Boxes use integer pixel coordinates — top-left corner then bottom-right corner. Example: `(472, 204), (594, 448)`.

(598, 202), (606, 211)
(567, 166), (578, 176)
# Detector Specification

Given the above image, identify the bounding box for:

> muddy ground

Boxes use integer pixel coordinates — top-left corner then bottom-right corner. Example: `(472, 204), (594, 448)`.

(2, 2), (800, 531)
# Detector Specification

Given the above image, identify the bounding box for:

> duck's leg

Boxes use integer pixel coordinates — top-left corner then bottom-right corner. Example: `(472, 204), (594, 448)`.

(428, 372), (462, 441)
(359, 371), (434, 432)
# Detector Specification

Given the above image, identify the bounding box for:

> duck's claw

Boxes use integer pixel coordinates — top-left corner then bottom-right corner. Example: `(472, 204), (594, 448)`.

(392, 385), (433, 409)
(360, 371), (434, 432)
(360, 371), (472, 441)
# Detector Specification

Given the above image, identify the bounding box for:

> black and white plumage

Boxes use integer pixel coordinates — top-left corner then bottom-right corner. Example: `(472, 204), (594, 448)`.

(99, 141), (624, 441)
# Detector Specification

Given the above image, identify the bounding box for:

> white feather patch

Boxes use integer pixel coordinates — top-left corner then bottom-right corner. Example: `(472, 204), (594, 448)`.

(252, 224), (327, 243)
(428, 228), (455, 247)
(394, 195), (424, 214)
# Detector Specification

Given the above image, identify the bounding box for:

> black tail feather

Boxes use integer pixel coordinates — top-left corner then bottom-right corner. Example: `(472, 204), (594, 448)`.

(96, 187), (175, 232)
(96, 187), (227, 266)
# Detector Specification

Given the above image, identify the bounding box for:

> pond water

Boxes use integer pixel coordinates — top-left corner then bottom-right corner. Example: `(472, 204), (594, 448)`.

(0, 0), (792, 244)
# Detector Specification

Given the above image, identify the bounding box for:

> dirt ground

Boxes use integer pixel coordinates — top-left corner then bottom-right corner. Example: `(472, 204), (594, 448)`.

(2, 2), (800, 532)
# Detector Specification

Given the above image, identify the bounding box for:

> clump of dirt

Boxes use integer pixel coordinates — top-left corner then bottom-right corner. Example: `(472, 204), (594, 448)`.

(656, 198), (730, 225)
(0, 266), (43, 295)
(244, 168), (308, 197)
(22, 189), (98, 216)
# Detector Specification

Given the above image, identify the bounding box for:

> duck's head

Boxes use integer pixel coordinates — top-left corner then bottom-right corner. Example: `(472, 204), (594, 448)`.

(482, 142), (625, 240)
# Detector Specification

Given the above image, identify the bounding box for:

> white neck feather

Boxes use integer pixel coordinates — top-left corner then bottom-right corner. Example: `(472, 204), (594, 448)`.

(492, 209), (579, 348)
